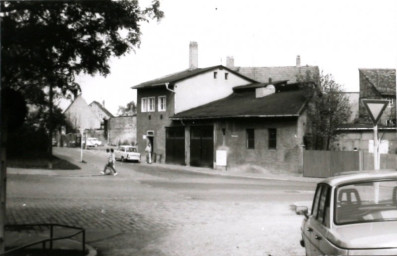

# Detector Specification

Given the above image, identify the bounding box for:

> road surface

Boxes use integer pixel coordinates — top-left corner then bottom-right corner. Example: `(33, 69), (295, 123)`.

(6, 147), (316, 256)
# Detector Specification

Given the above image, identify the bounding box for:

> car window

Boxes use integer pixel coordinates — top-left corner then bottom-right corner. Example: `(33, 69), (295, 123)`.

(317, 185), (331, 226)
(335, 180), (397, 224)
(311, 184), (323, 216)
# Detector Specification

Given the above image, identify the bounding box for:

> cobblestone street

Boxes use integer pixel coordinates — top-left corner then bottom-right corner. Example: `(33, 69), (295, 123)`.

(6, 148), (316, 256)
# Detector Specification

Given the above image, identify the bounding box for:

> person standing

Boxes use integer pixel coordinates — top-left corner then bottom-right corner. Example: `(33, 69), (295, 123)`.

(145, 142), (152, 164)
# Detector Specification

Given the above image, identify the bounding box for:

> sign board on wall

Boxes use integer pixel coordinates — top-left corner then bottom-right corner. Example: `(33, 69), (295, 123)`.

(369, 140), (389, 154)
(216, 150), (227, 166)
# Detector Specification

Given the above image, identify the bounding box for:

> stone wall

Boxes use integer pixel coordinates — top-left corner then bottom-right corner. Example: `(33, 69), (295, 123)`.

(108, 115), (137, 146)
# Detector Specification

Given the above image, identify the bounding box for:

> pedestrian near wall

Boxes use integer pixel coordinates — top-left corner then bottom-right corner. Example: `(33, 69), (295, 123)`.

(145, 142), (152, 164)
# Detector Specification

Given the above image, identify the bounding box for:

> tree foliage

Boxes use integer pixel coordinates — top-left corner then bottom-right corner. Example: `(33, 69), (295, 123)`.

(117, 100), (136, 116)
(1, 0), (163, 105)
(298, 71), (352, 150)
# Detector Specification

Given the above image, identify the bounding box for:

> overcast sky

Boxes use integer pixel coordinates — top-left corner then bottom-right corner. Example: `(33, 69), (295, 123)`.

(72, 0), (397, 115)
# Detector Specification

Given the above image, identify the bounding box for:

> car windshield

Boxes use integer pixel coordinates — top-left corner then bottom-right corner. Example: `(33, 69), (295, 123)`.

(126, 147), (137, 152)
(335, 180), (397, 224)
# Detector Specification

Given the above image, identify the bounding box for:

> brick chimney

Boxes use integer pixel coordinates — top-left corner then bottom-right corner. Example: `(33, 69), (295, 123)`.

(189, 41), (198, 70)
(296, 55), (301, 67)
(226, 56), (234, 68)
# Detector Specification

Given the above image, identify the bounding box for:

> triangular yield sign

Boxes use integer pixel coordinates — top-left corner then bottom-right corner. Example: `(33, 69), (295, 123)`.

(362, 99), (389, 125)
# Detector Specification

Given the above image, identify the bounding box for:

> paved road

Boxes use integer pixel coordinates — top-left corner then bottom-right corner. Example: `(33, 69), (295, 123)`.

(6, 147), (317, 256)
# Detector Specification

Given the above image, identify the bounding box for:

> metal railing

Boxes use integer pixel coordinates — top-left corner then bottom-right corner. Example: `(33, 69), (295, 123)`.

(1, 223), (86, 256)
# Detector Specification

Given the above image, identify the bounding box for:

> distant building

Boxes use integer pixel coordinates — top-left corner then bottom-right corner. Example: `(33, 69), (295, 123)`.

(334, 69), (397, 153)
(89, 101), (114, 129)
(64, 95), (102, 131)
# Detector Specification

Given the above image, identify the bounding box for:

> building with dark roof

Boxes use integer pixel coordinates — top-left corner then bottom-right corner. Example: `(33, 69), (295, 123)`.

(170, 81), (311, 172)
(131, 42), (318, 172)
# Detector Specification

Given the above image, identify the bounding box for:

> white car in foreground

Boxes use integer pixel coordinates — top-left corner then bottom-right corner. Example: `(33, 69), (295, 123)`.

(115, 145), (141, 162)
(297, 170), (397, 256)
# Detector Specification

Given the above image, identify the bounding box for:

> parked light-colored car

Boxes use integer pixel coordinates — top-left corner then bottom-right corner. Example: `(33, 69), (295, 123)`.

(85, 137), (102, 147)
(115, 145), (141, 162)
(297, 170), (397, 256)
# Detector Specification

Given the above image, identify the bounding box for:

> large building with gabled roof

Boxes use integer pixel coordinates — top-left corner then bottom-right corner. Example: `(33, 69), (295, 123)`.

(131, 42), (318, 173)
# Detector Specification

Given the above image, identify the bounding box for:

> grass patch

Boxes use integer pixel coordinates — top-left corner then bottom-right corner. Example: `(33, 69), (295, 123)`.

(7, 155), (80, 170)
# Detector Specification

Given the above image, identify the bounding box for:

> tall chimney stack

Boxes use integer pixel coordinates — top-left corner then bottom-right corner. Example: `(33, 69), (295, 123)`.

(226, 56), (235, 69)
(189, 41), (198, 70)
(296, 55), (301, 67)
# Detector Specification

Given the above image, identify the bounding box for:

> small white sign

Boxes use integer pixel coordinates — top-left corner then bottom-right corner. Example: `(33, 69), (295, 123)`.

(216, 150), (227, 166)
(143, 135), (147, 140)
(369, 140), (389, 154)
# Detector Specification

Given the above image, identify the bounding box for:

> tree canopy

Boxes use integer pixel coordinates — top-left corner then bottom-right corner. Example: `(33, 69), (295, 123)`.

(1, 0), (163, 105)
(117, 100), (136, 116)
(298, 71), (352, 150)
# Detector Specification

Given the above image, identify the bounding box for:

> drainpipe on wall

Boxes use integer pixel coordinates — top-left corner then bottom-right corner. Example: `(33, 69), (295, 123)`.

(165, 82), (175, 93)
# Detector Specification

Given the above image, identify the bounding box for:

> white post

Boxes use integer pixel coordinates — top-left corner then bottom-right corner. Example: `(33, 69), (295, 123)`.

(80, 128), (84, 162)
(374, 124), (380, 203)
(374, 124), (379, 170)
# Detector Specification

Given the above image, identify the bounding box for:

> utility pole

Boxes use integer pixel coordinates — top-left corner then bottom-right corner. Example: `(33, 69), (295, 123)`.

(0, 110), (6, 254)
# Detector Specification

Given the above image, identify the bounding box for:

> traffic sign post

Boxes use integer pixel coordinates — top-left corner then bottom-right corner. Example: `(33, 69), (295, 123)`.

(362, 99), (389, 170)
(362, 99), (389, 204)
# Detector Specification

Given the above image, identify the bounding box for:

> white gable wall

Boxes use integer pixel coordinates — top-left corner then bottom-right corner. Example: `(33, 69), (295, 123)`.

(174, 68), (251, 113)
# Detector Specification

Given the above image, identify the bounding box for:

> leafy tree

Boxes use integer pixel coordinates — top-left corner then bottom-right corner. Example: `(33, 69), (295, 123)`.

(1, 0), (163, 150)
(0, 1), (163, 252)
(298, 71), (352, 150)
(117, 100), (137, 116)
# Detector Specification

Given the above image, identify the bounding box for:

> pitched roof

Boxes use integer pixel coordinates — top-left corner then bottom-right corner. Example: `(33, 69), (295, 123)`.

(359, 69), (396, 96)
(232, 65), (320, 84)
(171, 87), (308, 120)
(131, 65), (258, 89)
(89, 101), (114, 118)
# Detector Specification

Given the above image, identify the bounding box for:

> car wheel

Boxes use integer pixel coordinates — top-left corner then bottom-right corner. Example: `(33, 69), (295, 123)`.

(121, 156), (125, 162)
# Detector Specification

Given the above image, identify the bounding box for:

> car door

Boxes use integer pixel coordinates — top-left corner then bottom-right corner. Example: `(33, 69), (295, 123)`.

(309, 184), (338, 256)
(304, 184), (323, 256)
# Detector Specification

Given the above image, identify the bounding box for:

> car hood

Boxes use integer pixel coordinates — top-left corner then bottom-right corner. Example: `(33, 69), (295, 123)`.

(330, 221), (397, 249)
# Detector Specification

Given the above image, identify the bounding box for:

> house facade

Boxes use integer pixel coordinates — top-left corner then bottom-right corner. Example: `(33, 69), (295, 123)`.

(89, 101), (114, 129)
(64, 95), (102, 131)
(132, 42), (319, 172)
(170, 81), (310, 173)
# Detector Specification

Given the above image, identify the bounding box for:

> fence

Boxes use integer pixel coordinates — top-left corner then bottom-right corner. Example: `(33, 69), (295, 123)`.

(303, 150), (397, 178)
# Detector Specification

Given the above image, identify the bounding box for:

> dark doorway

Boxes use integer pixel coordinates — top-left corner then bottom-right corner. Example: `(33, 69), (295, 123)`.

(190, 126), (213, 168)
(166, 127), (185, 165)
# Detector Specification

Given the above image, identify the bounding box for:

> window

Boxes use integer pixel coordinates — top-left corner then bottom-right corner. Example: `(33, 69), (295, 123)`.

(213, 72), (218, 79)
(148, 97), (155, 112)
(246, 129), (255, 149)
(268, 128), (277, 149)
(158, 96), (166, 111)
(225, 73), (229, 80)
(311, 184), (331, 227)
(141, 98), (148, 112)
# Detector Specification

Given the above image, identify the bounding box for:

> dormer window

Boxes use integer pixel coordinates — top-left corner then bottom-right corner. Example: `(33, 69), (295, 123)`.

(213, 72), (217, 79)
(225, 73), (229, 80)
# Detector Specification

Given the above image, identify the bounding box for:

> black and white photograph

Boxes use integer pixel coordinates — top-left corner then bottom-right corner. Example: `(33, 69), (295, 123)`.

(1, 0), (397, 255)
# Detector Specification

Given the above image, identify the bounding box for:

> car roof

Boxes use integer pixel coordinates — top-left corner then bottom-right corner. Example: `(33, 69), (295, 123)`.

(322, 170), (397, 187)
